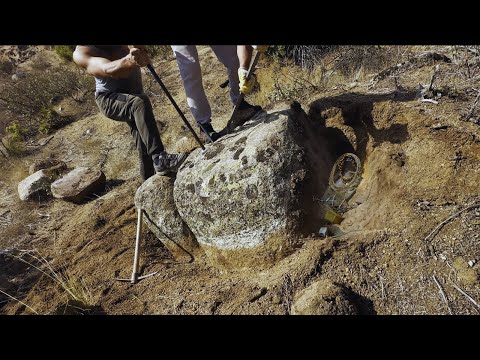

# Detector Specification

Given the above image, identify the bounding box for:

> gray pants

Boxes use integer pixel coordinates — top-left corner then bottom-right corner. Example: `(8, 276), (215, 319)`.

(171, 45), (240, 125)
(96, 92), (164, 182)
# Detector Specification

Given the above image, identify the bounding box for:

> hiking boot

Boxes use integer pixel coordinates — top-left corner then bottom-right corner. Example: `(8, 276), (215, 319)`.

(199, 122), (221, 143)
(153, 151), (188, 176)
(237, 99), (262, 113)
(229, 99), (263, 130)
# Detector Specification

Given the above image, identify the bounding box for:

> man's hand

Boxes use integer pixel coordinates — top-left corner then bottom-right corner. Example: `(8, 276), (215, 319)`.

(128, 47), (150, 67)
(238, 67), (256, 95)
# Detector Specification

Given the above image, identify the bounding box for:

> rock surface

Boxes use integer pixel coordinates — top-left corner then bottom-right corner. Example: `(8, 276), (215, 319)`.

(17, 170), (52, 201)
(51, 167), (106, 203)
(135, 175), (200, 260)
(173, 104), (335, 266)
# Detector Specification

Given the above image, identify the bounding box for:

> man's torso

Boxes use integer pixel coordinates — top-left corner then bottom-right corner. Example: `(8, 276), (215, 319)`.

(90, 46), (143, 96)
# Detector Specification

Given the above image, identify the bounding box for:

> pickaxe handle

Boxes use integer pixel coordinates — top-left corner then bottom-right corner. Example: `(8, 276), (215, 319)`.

(147, 64), (206, 151)
(131, 208), (143, 284)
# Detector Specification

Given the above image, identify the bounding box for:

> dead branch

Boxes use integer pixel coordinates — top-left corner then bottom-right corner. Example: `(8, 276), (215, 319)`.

(457, 46), (480, 56)
(424, 202), (480, 245)
(422, 99), (439, 105)
(369, 52), (451, 87)
(451, 282), (480, 311)
(0, 139), (9, 158)
(380, 275), (386, 301)
(432, 275), (453, 314)
(428, 65), (439, 92)
(464, 91), (480, 120)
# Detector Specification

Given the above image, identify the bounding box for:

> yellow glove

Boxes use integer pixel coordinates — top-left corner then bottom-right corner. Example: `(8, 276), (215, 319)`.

(238, 67), (256, 95)
(252, 45), (268, 53)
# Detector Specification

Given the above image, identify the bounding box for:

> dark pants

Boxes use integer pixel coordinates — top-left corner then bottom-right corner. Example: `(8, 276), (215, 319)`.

(96, 92), (164, 181)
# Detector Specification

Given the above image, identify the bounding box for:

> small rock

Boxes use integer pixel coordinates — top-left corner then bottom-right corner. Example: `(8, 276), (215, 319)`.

(18, 170), (52, 201)
(51, 167), (106, 203)
(431, 123), (448, 130)
(439, 254), (447, 261)
(11, 72), (26, 81)
(249, 287), (268, 303)
(272, 295), (282, 304)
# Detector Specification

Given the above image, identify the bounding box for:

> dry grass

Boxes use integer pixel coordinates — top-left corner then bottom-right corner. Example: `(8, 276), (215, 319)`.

(0, 158), (35, 242)
(0, 288), (38, 314)
(11, 249), (96, 308)
(0, 157), (30, 185)
(106, 155), (136, 179)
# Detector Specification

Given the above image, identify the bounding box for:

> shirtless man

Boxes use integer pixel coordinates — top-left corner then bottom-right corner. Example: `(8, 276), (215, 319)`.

(73, 45), (187, 182)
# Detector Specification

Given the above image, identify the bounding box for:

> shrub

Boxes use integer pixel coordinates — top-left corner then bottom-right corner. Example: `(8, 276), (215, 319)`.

(0, 65), (94, 138)
(6, 121), (25, 141)
(4, 121), (26, 153)
(38, 107), (58, 134)
(53, 45), (76, 62)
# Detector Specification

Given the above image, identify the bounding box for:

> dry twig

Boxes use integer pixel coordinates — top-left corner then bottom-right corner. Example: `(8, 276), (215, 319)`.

(0, 288), (38, 314)
(432, 275), (453, 314)
(451, 282), (480, 311)
(465, 91), (480, 120)
(424, 203), (480, 245)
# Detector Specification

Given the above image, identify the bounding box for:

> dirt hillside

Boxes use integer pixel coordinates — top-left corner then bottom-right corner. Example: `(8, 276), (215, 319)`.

(0, 45), (479, 315)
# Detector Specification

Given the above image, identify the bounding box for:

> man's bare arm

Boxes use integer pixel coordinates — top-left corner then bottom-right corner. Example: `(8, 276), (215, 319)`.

(73, 46), (149, 79)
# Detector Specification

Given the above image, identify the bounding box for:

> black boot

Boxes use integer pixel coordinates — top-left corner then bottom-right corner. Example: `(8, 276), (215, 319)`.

(153, 151), (188, 176)
(199, 122), (221, 143)
(237, 99), (262, 113)
(228, 99), (263, 131)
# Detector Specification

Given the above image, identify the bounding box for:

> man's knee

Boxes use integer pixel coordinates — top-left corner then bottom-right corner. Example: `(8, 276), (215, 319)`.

(131, 95), (149, 112)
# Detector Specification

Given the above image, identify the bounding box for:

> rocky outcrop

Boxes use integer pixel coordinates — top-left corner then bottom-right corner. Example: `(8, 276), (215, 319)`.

(135, 175), (200, 260)
(51, 167), (106, 203)
(291, 279), (358, 315)
(17, 170), (52, 201)
(173, 104), (336, 266)
(134, 103), (343, 266)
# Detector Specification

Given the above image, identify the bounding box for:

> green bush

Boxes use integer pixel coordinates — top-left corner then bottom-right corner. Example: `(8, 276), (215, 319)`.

(38, 107), (57, 134)
(53, 45), (76, 62)
(4, 121), (26, 153)
(6, 121), (25, 141)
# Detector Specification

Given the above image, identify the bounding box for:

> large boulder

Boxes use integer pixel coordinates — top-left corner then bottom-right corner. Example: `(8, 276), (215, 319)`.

(17, 170), (52, 201)
(173, 104), (336, 267)
(135, 175), (201, 260)
(51, 167), (106, 203)
(291, 279), (358, 315)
